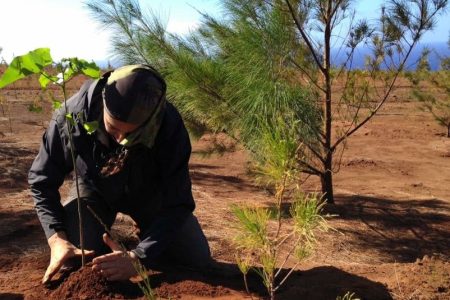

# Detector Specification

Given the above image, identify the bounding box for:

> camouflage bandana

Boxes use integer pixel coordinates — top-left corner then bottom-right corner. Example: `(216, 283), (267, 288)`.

(102, 64), (167, 149)
(119, 98), (166, 148)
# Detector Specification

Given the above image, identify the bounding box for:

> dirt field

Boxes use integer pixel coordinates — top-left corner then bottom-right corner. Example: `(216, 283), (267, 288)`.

(0, 79), (449, 299)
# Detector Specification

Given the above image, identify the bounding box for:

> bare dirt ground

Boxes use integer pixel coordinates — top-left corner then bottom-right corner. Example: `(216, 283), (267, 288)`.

(0, 81), (449, 299)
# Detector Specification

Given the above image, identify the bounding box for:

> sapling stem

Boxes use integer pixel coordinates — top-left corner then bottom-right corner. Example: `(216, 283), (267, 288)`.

(274, 173), (288, 239)
(60, 70), (85, 266)
(274, 236), (302, 279)
(85, 203), (156, 299)
(273, 261), (300, 292)
(243, 272), (252, 299)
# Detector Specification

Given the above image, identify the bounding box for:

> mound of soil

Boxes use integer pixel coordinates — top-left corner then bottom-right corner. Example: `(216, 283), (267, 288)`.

(41, 263), (249, 300)
(344, 158), (378, 167)
(48, 266), (140, 300)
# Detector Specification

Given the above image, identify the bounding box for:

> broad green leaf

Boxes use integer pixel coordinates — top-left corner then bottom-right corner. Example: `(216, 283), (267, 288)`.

(0, 48), (52, 88)
(78, 60), (101, 78)
(39, 73), (58, 89)
(65, 113), (75, 126)
(83, 121), (99, 135)
(52, 101), (62, 110)
(63, 57), (101, 81)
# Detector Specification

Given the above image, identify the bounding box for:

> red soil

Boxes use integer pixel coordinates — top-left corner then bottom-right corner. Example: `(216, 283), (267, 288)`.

(1, 80), (449, 299)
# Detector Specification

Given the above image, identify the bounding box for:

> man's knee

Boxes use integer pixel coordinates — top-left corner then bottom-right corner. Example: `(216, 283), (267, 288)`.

(166, 214), (212, 268)
(62, 198), (116, 255)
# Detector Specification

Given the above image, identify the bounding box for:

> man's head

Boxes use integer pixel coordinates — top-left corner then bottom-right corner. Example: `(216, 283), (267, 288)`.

(102, 65), (166, 143)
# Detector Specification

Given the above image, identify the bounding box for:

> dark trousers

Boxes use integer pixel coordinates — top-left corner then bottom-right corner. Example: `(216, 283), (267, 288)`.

(63, 196), (212, 269)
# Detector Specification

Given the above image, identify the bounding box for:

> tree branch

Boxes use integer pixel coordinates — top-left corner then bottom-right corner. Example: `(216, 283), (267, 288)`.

(331, 37), (419, 151)
(288, 58), (326, 93)
(285, 0), (325, 74)
(298, 159), (322, 175)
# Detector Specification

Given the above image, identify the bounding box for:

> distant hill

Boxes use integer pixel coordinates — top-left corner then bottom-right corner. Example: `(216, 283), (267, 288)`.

(332, 42), (449, 71)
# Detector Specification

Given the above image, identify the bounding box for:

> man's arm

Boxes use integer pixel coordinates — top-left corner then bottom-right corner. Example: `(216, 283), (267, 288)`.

(28, 115), (96, 284)
(28, 116), (72, 239)
(29, 79), (93, 235)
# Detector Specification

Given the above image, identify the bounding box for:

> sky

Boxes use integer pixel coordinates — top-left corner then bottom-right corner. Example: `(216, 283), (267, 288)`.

(0, 0), (448, 65)
(0, 0), (221, 63)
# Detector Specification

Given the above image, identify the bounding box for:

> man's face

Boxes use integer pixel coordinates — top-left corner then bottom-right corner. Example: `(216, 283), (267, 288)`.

(103, 108), (140, 143)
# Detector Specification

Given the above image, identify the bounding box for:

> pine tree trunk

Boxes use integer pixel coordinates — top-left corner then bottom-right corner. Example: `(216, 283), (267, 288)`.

(321, 155), (334, 204)
(322, 2), (334, 204)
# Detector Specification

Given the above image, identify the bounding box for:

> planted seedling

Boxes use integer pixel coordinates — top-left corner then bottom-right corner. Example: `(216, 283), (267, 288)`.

(231, 117), (332, 300)
(0, 48), (156, 298)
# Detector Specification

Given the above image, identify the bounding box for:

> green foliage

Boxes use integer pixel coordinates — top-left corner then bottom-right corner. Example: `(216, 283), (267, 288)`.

(132, 261), (156, 300)
(0, 49), (102, 134)
(0, 48), (52, 88)
(87, 0), (448, 204)
(235, 253), (251, 275)
(86, 0), (321, 173)
(86, 0), (447, 294)
(231, 204), (271, 250)
(0, 49), (100, 90)
(440, 36), (450, 71)
(252, 117), (301, 186)
(65, 113), (76, 126)
(39, 74), (58, 89)
(83, 121), (99, 135)
(0, 48), (105, 273)
(415, 89), (450, 135)
(291, 192), (329, 240)
(61, 57), (101, 82)
(441, 57), (450, 71)
(407, 63), (450, 137)
(231, 192), (329, 299)
(52, 100), (62, 110)
(417, 48), (431, 72)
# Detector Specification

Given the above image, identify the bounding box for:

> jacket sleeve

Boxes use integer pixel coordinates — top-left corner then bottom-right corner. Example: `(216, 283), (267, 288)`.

(132, 106), (195, 263)
(28, 115), (73, 239)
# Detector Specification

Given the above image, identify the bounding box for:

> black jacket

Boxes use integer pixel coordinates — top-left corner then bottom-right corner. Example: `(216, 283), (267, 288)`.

(28, 78), (195, 263)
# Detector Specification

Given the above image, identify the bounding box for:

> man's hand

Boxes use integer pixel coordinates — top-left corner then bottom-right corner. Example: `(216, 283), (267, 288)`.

(91, 233), (139, 281)
(43, 232), (95, 284)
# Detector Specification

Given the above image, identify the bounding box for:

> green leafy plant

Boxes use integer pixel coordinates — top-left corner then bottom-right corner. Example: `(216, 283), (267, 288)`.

(0, 48), (156, 299)
(0, 48), (100, 266)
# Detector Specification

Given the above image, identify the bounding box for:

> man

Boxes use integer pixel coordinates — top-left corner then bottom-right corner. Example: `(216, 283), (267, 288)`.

(28, 64), (211, 283)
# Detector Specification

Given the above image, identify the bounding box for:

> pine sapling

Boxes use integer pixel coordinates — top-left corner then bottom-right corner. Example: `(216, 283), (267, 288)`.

(231, 117), (331, 300)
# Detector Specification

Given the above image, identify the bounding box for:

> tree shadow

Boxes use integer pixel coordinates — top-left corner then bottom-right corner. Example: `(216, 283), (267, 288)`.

(189, 163), (221, 170)
(0, 294), (24, 300)
(190, 164), (261, 192)
(265, 194), (450, 262)
(276, 265), (393, 300)
(0, 210), (45, 259)
(0, 144), (36, 191)
(326, 195), (450, 262)
(147, 261), (392, 299)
